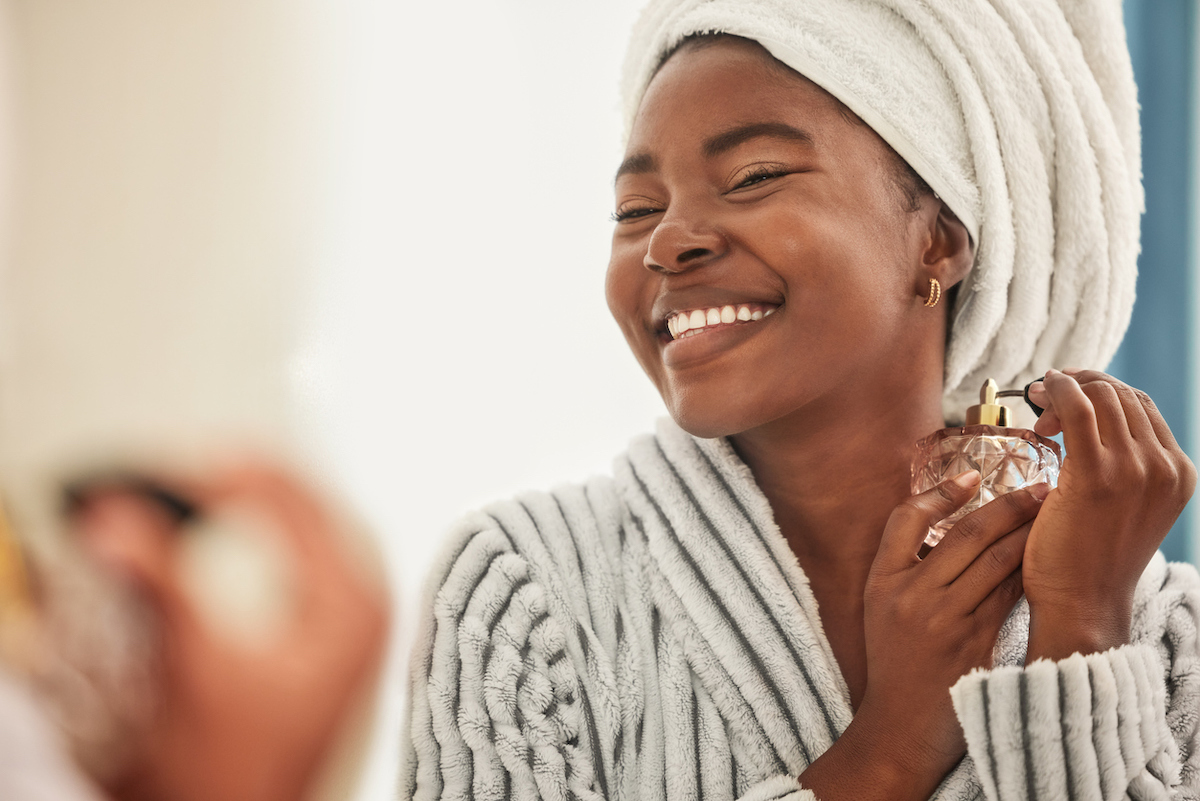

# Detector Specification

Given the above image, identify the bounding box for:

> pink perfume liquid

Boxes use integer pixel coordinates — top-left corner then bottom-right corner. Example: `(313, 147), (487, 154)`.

(912, 425), (1061, 547)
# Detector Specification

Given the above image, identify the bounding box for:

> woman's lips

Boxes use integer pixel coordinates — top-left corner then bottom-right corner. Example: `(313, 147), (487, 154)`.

(658, 302), (780, 368)
(664, 302), (777, 340)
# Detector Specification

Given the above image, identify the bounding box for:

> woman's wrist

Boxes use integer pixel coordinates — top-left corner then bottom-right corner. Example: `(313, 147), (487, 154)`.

(798, 710), (956, 801)
(1025, 599), (1131, 663)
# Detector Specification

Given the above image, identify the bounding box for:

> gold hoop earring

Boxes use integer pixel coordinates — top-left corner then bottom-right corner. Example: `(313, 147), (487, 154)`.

(923, 278), (942, 308)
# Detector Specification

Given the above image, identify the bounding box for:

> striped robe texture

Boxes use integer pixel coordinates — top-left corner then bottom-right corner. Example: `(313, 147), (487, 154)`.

(402, 420), (1200, 801)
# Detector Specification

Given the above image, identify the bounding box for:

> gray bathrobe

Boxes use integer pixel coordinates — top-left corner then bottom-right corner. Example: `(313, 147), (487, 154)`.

(401, 420), (1200, 801)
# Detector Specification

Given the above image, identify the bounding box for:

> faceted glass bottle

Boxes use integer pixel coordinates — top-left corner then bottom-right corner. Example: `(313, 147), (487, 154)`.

(912, 379), (1061, 547)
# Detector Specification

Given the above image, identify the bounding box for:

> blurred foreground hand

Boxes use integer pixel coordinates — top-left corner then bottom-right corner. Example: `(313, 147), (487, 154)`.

(67, 460), (389, 801)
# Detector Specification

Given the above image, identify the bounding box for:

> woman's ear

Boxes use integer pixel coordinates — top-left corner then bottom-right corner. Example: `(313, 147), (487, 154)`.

(923, 201), (973, 288)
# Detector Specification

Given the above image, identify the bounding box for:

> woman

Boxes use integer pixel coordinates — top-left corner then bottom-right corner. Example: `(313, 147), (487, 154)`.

(402, 1), (1199, 800)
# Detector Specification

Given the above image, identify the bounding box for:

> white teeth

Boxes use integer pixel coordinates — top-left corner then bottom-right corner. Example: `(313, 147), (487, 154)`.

(666, 304), (779, 340)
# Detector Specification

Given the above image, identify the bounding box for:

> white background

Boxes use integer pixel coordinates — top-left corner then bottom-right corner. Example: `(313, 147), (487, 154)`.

(293, 1), (659, 796)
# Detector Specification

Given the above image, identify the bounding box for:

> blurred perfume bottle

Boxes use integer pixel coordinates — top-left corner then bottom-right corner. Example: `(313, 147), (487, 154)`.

(912, 378), (1062, 547)
(0, 492), (158, 787)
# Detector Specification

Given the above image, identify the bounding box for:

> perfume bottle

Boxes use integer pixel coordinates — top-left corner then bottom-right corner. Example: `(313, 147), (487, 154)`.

(0, 489), (159, 784)
(912, 378), (1062, 547)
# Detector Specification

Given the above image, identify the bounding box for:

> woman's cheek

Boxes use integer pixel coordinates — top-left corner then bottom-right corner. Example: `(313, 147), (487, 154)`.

(604, 246), (641, 331)
(604, 248), (662, 377)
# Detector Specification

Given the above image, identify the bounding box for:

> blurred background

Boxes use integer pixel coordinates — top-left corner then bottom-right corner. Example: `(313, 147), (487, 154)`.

(0, 1), (1192, 799)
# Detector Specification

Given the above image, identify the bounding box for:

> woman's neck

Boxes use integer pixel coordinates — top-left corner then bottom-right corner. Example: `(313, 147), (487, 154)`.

(730, 385), (945, 707)
(729, 387), (946, 575)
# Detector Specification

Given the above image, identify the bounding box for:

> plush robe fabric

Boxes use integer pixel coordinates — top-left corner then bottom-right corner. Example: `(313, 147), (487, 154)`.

(401, 420), (1200, 800)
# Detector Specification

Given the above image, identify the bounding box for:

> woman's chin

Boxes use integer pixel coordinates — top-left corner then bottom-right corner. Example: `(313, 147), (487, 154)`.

(665, 401), (758, 441)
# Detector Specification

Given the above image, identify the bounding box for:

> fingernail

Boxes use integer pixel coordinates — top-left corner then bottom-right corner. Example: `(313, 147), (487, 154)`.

(952, 470), (981, 488)
(1028, 483), (1050, 501)
(1045, 368), (1062, 378)
(1027, 382), (1047, 400)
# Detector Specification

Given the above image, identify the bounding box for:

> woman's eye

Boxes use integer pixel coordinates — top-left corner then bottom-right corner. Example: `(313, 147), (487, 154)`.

(734, 168), (787, 190)
(611, 206), (661, 223)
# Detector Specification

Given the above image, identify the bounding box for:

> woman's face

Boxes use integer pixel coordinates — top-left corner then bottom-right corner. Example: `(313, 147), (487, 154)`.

(606, 37), (950, 438)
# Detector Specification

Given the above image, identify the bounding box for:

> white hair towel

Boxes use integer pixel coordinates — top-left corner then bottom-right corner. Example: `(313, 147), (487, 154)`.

(621, 0), (1143, 415)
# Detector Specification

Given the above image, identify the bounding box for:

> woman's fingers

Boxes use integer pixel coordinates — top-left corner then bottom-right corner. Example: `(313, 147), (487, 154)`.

(1027, 381), (1062, 437)
(65, 462), (387, 658)
(1063, 372), (1194, 499)
(1139, 389), (1185, 453)
(145, 462), (338, 574)
(922, 486), (1044, 586)
(875, 470), (980, 571)
(1082, 377), (1132, 444)
(1064, 369), (1156, 445)
(1066, 370), (1183, 453)
(1031, 368), (1170, 453)
(973, 565), (1025, 628)
(1040, 369), (1103, 463)
(951, 522), (1031, 612)
(70, 488), (196, 625)
(89, 462), (375, 608)
(1032, 409), (1063, 438)
(1111, 382), (1157, 443)
(191, 463), (369, 627)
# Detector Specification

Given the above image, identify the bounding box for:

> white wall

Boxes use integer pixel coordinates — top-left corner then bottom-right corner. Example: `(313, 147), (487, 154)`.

(304, 0), (659, 599)
(300, 2), (660, 796)
(0, 0), (338, 509)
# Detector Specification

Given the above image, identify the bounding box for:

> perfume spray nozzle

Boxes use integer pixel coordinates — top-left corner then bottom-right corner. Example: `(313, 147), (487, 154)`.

(965, 378), (1012, 426)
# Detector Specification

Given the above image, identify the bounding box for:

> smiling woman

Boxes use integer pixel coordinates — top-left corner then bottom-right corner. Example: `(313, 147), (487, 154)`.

(607, 37), (971, 440)
(401, 2), (1200, 801)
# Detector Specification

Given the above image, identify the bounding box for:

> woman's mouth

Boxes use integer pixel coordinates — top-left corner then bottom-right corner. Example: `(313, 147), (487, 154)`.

(664, 303), (777, 340)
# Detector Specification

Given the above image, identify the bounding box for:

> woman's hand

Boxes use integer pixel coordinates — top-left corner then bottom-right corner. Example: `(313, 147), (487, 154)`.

(69, 459), (390, 801)
(799, 474), (1043, 800)
(1022, 369), (1195, 662)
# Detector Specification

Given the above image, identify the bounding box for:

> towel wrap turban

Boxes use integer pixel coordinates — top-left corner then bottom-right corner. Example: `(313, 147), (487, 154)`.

(621, 0), (1143, 416)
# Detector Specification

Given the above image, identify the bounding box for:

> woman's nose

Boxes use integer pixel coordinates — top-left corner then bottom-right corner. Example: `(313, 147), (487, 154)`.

(643, 210), (727, 274)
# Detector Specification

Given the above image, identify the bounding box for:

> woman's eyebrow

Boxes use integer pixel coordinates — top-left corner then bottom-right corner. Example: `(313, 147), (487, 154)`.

(703, 121), (814, 157)
(614, 122), (813, 184)
(615, 152), (657, 183)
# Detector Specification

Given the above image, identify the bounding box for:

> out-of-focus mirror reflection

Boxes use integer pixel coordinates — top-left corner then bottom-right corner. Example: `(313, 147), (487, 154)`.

(0, 2), (658, 798)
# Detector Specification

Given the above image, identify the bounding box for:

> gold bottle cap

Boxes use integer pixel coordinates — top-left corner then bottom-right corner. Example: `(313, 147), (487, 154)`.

(965, 378), (1011, 426)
